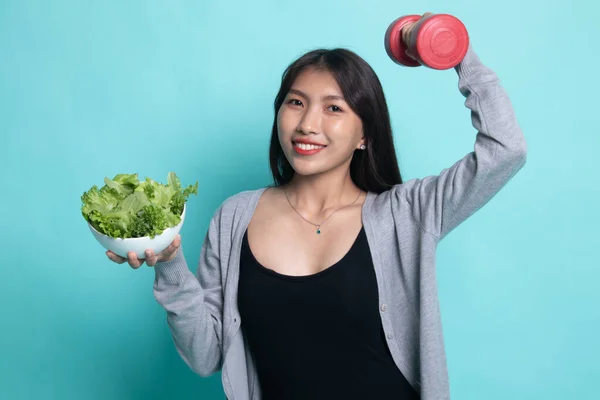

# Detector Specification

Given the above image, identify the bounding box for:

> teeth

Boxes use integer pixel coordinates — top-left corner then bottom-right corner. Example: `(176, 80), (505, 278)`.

(295, 142), (325, 150)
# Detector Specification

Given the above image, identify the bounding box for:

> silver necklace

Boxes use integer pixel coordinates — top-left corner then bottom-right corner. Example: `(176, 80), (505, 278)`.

(283, 188), (362, 234)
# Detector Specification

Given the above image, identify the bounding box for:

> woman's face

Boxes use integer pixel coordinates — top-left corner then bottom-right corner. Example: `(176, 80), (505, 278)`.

(277, 67), (365, 178)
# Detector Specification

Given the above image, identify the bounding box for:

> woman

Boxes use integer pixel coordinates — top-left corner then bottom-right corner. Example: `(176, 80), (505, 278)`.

(107, 12), (527, 400)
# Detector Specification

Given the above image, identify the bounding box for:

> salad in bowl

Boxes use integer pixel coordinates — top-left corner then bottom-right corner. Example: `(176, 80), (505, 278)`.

(81, 172), (198, 259)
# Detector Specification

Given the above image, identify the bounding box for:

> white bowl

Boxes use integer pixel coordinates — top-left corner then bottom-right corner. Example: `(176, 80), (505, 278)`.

(88, 204), (186, 259)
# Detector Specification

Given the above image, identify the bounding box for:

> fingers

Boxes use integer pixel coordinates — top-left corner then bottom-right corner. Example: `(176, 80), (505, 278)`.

(106, 250), (145, 269)
(105, 234), (182, 269)
(401, 21), (417, 48)
(106, 251), (126, 264)
(127, 251), (145, 269)
(161, 234), (182, 259)
(145, 235), (182, 267)
(401, 26), (408, 47)
(145, 248), (158, 266)
(402, 12), (434, 58)
(402, 26), (416, 59)
(158, 235), (182, 263)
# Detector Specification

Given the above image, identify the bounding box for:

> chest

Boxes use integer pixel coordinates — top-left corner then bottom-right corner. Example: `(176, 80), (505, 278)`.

(246, 207), (364, 277)
(239, 224), (380, 331)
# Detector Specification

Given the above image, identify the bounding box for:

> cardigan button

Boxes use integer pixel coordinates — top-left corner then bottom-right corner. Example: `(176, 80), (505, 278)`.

(387, 332), (394, 339)
(380, 303), (387, 312)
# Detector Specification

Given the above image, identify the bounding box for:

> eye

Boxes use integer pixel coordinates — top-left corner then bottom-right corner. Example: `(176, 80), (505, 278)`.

(327, 105), (343, 112)
(287, 99), (303, 107)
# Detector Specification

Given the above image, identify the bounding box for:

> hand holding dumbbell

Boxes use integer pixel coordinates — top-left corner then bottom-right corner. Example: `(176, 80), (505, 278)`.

(385, 12), (469, 70)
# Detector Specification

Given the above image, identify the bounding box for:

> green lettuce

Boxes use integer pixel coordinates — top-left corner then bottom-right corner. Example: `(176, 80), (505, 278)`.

(81, 172), (198, 239)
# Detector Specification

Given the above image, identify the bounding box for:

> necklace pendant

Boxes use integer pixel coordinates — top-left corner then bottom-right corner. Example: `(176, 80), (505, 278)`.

(316, 226), (321, 234)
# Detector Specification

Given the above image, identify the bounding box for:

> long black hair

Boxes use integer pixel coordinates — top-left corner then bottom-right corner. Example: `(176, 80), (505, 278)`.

(269, 48), (403, 194)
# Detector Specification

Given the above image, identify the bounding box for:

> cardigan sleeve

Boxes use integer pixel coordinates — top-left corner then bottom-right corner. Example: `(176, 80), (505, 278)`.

(152, 205), (225, 377)
(396, 44), (528, 240)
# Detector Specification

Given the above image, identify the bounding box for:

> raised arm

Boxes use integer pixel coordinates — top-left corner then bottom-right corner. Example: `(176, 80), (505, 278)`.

(152, 207), (225, 377)
(399, 44), (528, 240)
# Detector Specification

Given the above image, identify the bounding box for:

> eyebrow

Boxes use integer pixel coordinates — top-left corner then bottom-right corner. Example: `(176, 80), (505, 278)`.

(288, 88), (345, 101)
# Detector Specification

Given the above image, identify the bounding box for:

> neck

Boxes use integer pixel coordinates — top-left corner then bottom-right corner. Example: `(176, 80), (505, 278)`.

(285, 167), (362, 215)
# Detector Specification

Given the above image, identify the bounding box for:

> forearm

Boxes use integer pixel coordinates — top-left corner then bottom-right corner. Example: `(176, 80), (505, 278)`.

(153, 246), (223, 376)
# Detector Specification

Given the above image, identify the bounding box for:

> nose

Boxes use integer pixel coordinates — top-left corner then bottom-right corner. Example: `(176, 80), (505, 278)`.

(296, 105), (321, 134)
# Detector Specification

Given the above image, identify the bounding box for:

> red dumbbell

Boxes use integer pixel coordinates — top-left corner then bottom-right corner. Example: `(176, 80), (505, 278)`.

(384, 13), (469, 70)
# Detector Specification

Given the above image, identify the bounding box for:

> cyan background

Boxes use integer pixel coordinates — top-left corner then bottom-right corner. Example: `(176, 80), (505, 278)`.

(2, 0), (598, 399)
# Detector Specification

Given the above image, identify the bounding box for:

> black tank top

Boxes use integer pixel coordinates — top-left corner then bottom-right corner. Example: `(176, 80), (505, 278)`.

(237, 226), (419, 400)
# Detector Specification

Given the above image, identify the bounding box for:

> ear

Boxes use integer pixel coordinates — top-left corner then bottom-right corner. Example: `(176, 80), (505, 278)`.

(356, 135), (366, 150)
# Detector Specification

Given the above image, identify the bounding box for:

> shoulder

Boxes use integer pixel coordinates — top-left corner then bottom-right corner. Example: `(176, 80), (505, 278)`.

(365, 180), (428, 228)
(222, 187), (268, 209)
(211, 186), (269, 221)
(367, 180), (421, 209)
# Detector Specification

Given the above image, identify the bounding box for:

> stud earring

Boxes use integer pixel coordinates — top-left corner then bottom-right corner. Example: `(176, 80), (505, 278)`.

(360, 144), (366, 150)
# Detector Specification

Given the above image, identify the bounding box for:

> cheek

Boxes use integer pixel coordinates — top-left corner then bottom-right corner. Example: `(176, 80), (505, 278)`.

(326, 119), (361, 144)
(277, 109), (292, 137)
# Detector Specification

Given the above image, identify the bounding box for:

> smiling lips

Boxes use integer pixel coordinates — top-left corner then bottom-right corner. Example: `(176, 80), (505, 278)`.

(292, 140), (327, 156)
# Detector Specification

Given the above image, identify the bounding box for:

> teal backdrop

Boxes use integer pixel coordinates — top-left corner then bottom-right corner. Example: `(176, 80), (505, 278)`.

(2, 0), (598, 399)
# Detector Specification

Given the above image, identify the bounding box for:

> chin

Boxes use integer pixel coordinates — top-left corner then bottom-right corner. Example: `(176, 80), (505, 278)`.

(288, 161), (322, 177)
(289, 158), (340, 178)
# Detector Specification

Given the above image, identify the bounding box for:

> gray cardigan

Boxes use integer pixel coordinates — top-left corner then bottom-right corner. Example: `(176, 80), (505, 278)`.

(153, 44), (528, 400)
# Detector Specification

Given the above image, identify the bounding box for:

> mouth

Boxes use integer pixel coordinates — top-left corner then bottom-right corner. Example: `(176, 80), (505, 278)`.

(292, 141), (327, 156)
